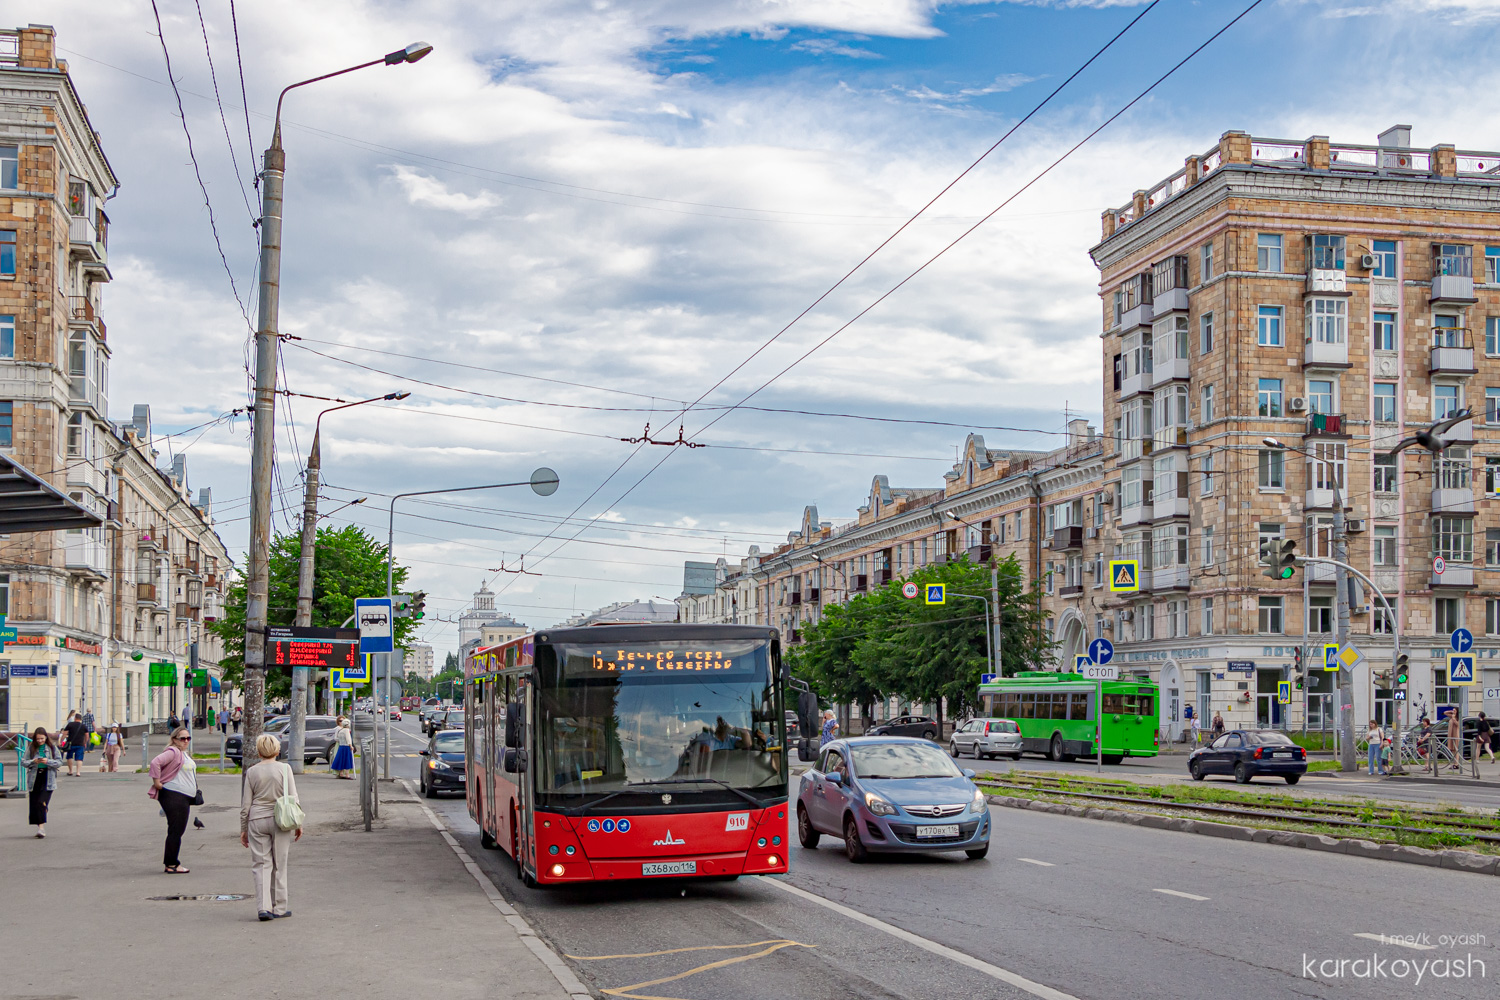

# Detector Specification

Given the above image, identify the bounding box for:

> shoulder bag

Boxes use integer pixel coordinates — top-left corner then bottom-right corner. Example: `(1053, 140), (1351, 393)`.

(273, 762), (304, 831)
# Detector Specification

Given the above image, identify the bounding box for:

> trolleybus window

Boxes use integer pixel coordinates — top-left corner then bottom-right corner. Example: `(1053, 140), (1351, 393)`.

(534, 639), (783, 805)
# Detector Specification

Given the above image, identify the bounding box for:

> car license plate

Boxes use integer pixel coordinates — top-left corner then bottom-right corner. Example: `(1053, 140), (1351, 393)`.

(642, 861), (697, 876)
(916, 824), (960, 839)
(458, 774), (467, 781)
(1274, 752), (1293, 759)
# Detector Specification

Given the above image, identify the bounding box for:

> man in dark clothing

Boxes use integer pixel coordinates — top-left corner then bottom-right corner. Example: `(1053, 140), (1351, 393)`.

(62, 712), (89, 777)
(1476, 712), (1495, 763)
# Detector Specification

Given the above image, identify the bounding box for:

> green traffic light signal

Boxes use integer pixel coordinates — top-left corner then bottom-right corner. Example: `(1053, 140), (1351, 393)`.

(1277, 566), (1294, 579)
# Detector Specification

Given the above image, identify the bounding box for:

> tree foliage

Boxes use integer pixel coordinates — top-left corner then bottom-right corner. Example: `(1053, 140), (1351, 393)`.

(789, 555), (1053, 728)
(208, 525), (414, 698)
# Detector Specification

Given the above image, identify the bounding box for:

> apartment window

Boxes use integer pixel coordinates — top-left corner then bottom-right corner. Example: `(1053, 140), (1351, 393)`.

(0, 401), (13, 448)
(0, 230), (14, 276)
(1169, 600), (1188, 638)
(1152, 255), (1189, 296)
(1371, 525), (1398, 566)
(1437, 445), (1471, 490)
(1435, 596), (1463, 635)
(1201, 383), (1214, 422)
(1257, 378), (1282, 417)
(1307, 379), (1335, 415)
(1434, 667), (1459, 708)
(1489, 317), (1500, 357)
(1374, 454), (1397, 493)
(1152, 523), (1188, 568)
(1151, 314), (1189, 368)
(1200, 452), (1214, 496)
(0, 145), (16, 189)
(1435, 244), (1472, 278)
(1487, 246), (1500, 285)
(1258, 522), (1283, 550)
(1310, 441), (1346, 492)
(1258, 597), (1284, 634)
(1139, 606), (1154, 641)
(1200, 242), (1213, 282)
(1112, 290), (1124, 327)
(1372, 383), (1397, 422)
(1091, 551), (1103, 586)
(1434, 384), (1460, 420)
(1488, 598), (1500, 636)
(1045, 567), (1055, 596)
(1121, 465), (1142, 510)
(1433, 516), (1473, 564)
(1201, 525), (1215, 566)
(1373, 312), (1396, 351)
(1258, 449), (1284, 489)
(1093, 497), (1104, 527)
(1372, 600), (1395, 635)
(1433, 314), (1463, 348)
(1309, 234), (1345, 270)
(1257, 306), (1283, 347)
(1306, 299), (1347, 345)
(1257, 233), (1283, 272)
(1365, 240), (1397, 279)
(1199, 311), (1213, 354)
(0, 314), (11, 359)
(1201, 597), (1214, 636)
(1308, 596), (1334, 634)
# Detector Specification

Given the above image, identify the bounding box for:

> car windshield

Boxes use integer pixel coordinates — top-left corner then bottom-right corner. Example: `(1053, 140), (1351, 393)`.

(433, 732), (464, 753)
(850, 742), (963, 780)
(534, 638), (784, 802)
(1246, 732), (1295, 745)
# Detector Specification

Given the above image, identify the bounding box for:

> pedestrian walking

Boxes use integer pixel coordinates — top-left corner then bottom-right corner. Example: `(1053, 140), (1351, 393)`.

(330, 717), (354, 779)
(820, 709), (839, 747)
(168, 710), (180, 732)
(231, 706), (242, 734)
(241, 733), (301, 921)
(1365, 719), (1385, 775)
(149, 727), (199, 873)
(1475, 712), (1495, 763)
(1446, 711), (1463, 770)
(81, 709), (95, 744)
(1189, 713), (1201, 747)
(24, 727), (62, 838)
(1210, 711), (1225, 737)
(62, 711), (88, 777)
(101, 723), (124, 772)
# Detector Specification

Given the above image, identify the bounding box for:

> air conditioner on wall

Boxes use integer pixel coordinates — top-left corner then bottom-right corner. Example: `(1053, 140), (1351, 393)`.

(1086, 526), (1099, 539)
(1288, 396), (1308, 412)
(1346, 519), (1366, 533)
(1360, 253), (1379, 270)
(1119, 610), (1133, 621)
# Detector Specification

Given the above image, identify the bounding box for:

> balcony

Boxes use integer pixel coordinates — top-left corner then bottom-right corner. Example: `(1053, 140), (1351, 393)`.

(68, 295), (107, 342)
(789, 629), (803, 645)
(1120, 301), (1153, 331)
(1306, 561), (1337, 583)
(1306, 267), (1347, 294)
(807, 587), (820, 604)
(176, 602), (200, 622)
(1430, 342), (1476, 375)
(1432, 252), (1475, 303)
(965, 544), (992, 564)
(789, 592), (802, 606)
(1432, 565), (1475, 588)
(1152, 425), (1189, 451)
(1150, 565), (1190, 591)
(1304, 338), (1349, 367)
(1432, 488), (1475, 514)
(878, 569), (893, 585)
(1051, 526), (1083, 551)
(1121, 503), (1153, 527)
(1118, 371), (1150, 400)
(1152, 496), (1191, 519)
(1304, 488), (1350, 510)
(1441, 416), (1476, 443)
(1059, 584), (1084, 598)
(1304, 413), (1344, 436)
(136, 582), (158, 605)
(1151, 357), (1190, 385)
(1119, 436), (1153, 463)
(852, 574), (868, 592)
(69, 213), (108, 265)
(63, 534), (108, 576)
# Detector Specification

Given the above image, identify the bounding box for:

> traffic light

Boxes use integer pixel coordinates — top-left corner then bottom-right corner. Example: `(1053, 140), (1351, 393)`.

(1373, 669), (1392, 686)
(1259, 538), (1297, 580)
(1293, 646), (1305, 690)
(411, 591), (426, 621)
(1395, 652), (1409, 687)
(394, 592), (425, 619)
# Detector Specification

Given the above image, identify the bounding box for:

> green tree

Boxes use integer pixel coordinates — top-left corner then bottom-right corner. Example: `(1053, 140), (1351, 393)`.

(443, 651), (459, 673)
(208, 525), (415, 699)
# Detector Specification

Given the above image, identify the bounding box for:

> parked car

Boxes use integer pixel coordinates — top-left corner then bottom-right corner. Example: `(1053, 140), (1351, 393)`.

(419, 728), (467, 798)
(866, 715), (939, 740)
(785, 710), (802, 741)
(1188, 729), (1308, 784)
(797, 737), (990, 862)
(950, 718), (1022, 760)
(226, 715), (341, 766)
(427, 708), (465, 735)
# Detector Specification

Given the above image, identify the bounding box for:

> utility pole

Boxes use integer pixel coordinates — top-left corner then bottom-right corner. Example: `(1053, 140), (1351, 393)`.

(1331, 479), (1355, 772)
(991, 563), (1002, 674)
(289, 429), (319, 773)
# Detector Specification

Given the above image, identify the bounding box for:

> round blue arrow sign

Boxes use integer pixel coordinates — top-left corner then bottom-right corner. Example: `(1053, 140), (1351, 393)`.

(1088, 638), (1114, 665)
(1451, 627), (1473, 653)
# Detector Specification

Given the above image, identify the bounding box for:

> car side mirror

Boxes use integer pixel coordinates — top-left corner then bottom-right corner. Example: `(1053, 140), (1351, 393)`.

(796, 738), (816, 763)
(504, 702), (523, 749)
(503, 748), (528, 773)
(419, 749), (429, 756)
(961, 768), (977, 779)
(825, 771), (843, 786)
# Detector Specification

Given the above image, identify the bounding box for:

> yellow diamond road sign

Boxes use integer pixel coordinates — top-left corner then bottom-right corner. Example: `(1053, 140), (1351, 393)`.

(1337, 643), (1363, 671)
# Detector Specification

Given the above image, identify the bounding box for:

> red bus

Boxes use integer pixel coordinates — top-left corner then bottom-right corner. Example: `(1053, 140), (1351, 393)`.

(465, 623), (789, 887)
(400, 696), (420, 712)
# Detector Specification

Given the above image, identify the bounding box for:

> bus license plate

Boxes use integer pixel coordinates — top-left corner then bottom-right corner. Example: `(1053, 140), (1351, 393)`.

(642, 861), (697, 876)
(916, 824), (960, 839)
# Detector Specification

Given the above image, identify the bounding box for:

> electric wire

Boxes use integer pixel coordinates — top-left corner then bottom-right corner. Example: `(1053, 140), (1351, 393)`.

(192, 0), (257, 223)
(227, 0), (256, 173)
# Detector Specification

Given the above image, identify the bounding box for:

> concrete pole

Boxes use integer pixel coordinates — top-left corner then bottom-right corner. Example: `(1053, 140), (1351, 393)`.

(242, 134), (285, 766)
(1332, 480), (1355, 772)
(289, 430), (319, 773)
(991, 564), (1002, 675)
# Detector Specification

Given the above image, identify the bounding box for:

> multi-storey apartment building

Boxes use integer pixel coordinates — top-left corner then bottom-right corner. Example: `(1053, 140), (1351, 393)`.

(1093, 126), (1500, 738)
(407, 642), (435, 681)
(0, 26), (230, 733)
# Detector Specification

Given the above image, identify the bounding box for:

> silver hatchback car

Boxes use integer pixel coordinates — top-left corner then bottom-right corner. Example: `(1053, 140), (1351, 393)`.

(950, 717), (1023, 761)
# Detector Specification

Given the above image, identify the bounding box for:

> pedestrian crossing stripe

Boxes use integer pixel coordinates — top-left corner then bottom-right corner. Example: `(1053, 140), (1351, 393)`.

(1108, 559), (1139, 592)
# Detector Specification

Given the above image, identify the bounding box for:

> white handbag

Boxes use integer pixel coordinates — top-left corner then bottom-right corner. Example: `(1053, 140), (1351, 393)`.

(273, 763), (304, 831)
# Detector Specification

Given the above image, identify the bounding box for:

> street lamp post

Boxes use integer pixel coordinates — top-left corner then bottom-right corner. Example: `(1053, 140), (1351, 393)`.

(380, 469), (559, 780)
(242, 42), (432, 770)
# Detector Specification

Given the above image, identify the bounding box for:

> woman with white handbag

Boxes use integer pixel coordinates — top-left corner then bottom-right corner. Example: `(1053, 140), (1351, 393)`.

(239, 733), (303, 921)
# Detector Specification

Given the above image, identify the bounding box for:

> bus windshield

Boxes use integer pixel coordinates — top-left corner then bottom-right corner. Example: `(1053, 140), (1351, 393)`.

(534, 639), (784, 806)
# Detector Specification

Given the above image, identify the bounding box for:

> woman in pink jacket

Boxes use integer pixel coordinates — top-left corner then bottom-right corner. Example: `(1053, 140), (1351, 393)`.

(148, 728), (199, 873)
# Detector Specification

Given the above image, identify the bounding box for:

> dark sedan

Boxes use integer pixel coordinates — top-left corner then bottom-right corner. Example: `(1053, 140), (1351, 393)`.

(1189, 729), (1307, 784)
(419, 729), (467, 797)
(866, 715), (939, 740)
(426, 708), (465, 735)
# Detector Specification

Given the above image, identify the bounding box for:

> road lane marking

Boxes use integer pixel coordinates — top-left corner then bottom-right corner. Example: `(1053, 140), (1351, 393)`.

(567, 939), (814, 999)
(761, 878), (1081, 1000)
(1353, 933), (1437, 951)
(1016, 858), (1054, 866)
(1152, 888), (1209, 901)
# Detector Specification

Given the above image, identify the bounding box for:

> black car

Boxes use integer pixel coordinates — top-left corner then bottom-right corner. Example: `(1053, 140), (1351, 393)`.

(867, 715), (939, 740)
(419, 728), (467, 798)
(427, 708), (465, 735)
(1188, 729), (1308, 784)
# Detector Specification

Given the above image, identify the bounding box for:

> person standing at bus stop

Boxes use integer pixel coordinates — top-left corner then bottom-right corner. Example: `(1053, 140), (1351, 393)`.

(330, 717), (354, 779)
(820, 710), (839, 747)
(1446, 711), (1463, 770)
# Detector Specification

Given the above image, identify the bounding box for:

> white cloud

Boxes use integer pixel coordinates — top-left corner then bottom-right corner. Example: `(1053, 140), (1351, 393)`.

(388, 166), (504, 215)
(789, 38), (885, 58)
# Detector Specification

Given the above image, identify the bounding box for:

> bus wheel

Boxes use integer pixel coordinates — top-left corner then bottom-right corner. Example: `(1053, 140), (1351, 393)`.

(480, 828), (497, 850)
(1048, 735), (1064, 761)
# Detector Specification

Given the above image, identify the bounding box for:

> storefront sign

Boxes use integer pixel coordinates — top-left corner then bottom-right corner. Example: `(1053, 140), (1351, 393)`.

(64, 637), (101, 655)
(8, 635), (48, 646)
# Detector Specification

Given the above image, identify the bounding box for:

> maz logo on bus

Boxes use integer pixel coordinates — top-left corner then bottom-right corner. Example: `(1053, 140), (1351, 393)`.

(585, 818), (632, 833)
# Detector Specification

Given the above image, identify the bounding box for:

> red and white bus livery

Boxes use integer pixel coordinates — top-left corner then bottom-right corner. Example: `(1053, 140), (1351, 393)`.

(464, 623), (789, 886)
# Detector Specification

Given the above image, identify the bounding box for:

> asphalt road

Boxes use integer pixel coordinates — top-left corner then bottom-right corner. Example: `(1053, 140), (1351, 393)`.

(421, 775), (1497, 1000)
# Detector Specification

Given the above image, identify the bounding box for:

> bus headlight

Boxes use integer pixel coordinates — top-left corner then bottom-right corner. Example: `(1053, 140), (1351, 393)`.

(864, 792), (897, 816)
(970, 787), (988, 813)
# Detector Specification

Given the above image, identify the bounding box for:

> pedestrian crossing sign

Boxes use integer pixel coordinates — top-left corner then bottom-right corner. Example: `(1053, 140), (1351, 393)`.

(1075, 655), (1093, 672)
(925, 583), (946, 605)
(342, 655), (370, 682)
(1108, 559), (1139, 592)
(1323, 643), (1340, 671)
(329, 668), (354, 692)
(1277, 681), (1291, 705)
(1447, 653), (1477, 686)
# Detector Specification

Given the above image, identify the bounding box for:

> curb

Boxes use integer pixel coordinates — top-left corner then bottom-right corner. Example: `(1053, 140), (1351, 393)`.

(988, 793), (1500, 876)
(1383, 773), (1500, 790)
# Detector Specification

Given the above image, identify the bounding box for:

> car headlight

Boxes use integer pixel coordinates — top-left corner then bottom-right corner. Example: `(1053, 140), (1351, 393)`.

(428, 758), (451, 771)
(970, 787), (988, 813)
(864, 792), (898, 816)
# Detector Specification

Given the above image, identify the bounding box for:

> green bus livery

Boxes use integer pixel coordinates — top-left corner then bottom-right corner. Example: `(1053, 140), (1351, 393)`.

(977, 671), (1159, 764)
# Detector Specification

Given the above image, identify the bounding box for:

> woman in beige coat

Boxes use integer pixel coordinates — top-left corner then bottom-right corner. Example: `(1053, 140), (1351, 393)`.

(240, 733), (301, 921)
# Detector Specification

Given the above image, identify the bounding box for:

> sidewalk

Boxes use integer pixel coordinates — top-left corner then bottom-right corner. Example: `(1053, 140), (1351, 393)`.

(1, 768), (585, 1000)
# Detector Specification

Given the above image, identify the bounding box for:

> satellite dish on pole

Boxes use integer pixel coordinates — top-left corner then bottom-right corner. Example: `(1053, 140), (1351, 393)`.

(529, 467), (560, 497)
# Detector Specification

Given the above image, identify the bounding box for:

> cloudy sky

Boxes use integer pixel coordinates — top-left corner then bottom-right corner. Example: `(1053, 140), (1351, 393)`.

(22, 0), (1500, 656)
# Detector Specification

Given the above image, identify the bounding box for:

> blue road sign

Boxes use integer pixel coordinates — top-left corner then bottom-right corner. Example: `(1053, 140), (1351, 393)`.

(1448, 653), (1476, 685)
(924, 583), (946, 605)
(342, 654), (370, 682)
(1088, 638), (1114, 665)
(1075, 654), (1093, 673)
(355, 597), (394, 654)
(980, 673), (997, 684)
(1451, 627), (1473, 653)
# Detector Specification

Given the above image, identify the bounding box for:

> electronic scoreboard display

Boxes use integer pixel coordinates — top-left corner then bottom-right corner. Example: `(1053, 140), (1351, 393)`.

(266, 626), (360, 672)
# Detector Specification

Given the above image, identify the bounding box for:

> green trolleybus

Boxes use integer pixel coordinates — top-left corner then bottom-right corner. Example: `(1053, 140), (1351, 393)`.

(976, 671), (1159, 764)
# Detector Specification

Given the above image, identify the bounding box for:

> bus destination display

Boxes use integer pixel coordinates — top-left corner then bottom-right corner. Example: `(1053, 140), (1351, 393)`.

(267, 626), (360, 671)
(567, 640), (765, 677)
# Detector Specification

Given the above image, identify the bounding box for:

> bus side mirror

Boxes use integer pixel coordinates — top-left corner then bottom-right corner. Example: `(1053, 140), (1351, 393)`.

(504, 702), (523, 748)
(503, 749), (528, 773)
(797, 738), (816, 763)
